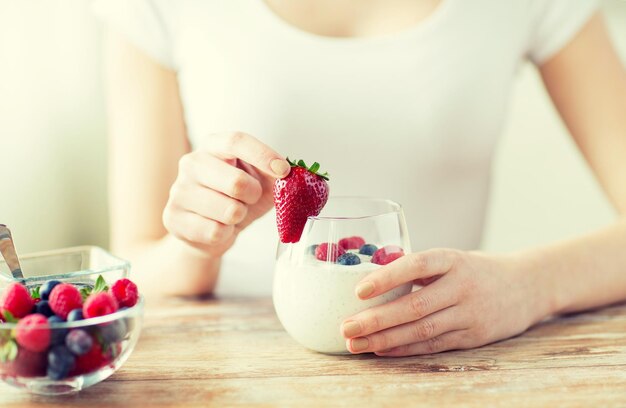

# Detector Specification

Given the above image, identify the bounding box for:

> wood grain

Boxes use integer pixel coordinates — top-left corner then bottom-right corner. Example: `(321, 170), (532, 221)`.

(2, 296), (626, 407)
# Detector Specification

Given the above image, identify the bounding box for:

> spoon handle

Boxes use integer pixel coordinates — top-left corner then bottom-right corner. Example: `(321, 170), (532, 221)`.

(0, 224), (24, 280)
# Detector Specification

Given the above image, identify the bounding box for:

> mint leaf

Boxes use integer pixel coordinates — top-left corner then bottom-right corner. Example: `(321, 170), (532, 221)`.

(80, 275), (108, 300)
(3, 310), (18, 323)
(80, 286), (92, 301)
(30, 286), (40, 300)
(0, 340), (18, 363)
(93, 275), (109, 293)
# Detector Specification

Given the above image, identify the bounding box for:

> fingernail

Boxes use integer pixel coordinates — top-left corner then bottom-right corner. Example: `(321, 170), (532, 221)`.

(342, 321), (361, 338)
(351, 338), (369, 352)
(270, 159), (290, 177)
(355, 282), (375, 299)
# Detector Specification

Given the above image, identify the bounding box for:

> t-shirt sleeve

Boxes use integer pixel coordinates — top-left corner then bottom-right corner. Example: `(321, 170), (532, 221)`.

(92, 0), (177, 70)
(527, 0), (599, 65)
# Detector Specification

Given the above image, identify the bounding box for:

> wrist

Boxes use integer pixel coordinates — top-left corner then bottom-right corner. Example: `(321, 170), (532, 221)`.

(515, 247), (568, 320)
(507, 249), (561, 324)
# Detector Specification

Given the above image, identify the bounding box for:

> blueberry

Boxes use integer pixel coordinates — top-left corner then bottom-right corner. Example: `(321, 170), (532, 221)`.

(40, 280), (62, 301)
(65, 329), (93, 356)
(307, 244), (318, 255)
(47, 345), (75, 380)
(48, 315), (69, 345)
(337, 253), (361, 266)
(359, 244), (378, 256)
(99, 319), (127, 343)
(67, 308), (84, 322)
(35, 300), (54, 317)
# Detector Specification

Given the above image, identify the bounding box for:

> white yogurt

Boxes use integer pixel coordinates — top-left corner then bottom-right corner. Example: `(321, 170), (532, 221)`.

(273, 253), (413, 354)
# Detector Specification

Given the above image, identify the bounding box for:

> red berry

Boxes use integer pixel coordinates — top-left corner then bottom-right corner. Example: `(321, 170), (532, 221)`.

(274, 159), (329, 243)
(15, 314), (51, 352)
(0, 283), (34, 319)
(315, 243), (345, 262)
(83, 292), (118, 319)
(71, 340), (114, 376)
(339, 236), (366, 250)
(109, 279), (138, 308)
(372, 245), (405, 265)
(4, 348), (48, 378)
(49, 284), (83, 320)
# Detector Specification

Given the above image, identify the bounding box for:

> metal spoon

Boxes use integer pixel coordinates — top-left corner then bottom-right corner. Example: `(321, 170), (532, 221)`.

(0, 224), (25, 280)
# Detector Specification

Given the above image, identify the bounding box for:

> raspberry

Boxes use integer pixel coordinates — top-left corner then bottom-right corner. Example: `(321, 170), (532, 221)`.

(0, 282), (34, 319)
(109, 279), (138, 308)
(338, 236), (366, 250)
(16, 314), (51, 352)
(371, 245), (405, 265)
(5, 348), (48, 378)
(49, 284), (83, 320)
(83, 292), (118, 319)
(71, 340), (110, 376)
(315, 243), (345, 262)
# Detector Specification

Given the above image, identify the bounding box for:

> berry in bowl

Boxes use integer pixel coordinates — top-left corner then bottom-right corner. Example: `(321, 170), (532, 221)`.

(0, 246), (143, 395)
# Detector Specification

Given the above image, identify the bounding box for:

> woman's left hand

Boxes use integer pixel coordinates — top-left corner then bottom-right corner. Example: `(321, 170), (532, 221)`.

(341, 248), (551, 356)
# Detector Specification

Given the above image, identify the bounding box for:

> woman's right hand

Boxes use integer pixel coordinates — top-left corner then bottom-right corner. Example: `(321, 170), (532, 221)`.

(162, 132), (290, 257)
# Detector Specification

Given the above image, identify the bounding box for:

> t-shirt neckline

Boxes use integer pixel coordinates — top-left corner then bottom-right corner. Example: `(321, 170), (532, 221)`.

(254, 0), (452, 48)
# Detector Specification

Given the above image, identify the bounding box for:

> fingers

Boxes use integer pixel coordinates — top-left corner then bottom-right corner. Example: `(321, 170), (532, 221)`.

(172, 185), (248, 226)
(179, 152), (263, 205)
(374, 329), (471, 357)
(342, 278), (458, 338)
(345, 306), (464, 354)
(203, 132), (290, 179)
(356, 248), (460, 300)
(162, 209), (235, 247)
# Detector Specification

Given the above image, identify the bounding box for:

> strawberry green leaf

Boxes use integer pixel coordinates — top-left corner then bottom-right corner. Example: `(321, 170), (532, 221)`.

(284, 157), (330, 181)
(2, 310), (18, 323)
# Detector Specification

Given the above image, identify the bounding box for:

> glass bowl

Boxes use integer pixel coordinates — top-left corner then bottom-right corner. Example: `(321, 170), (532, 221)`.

(0, 246), (144, 395)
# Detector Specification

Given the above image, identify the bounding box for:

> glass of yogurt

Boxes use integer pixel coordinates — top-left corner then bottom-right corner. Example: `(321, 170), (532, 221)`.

(273, 197), (413, 354)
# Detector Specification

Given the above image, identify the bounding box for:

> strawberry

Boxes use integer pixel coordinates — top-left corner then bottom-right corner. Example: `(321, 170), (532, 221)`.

(273, 159), (329, 243)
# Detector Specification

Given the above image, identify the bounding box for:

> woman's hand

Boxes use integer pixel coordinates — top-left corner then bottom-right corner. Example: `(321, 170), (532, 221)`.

(341, 249), (552, 356)
(162, 132), (290, 257)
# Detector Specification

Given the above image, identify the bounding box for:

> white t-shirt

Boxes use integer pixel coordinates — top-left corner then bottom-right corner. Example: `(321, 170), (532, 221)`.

(94, 0), (598, 295)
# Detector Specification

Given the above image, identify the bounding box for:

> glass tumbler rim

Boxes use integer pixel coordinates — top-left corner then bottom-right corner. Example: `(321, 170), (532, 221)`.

(307, 196), (403, 221)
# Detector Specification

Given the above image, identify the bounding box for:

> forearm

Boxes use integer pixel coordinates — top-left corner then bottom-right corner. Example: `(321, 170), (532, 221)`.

(522, 217), (626, 318)
(113, 235), (221, 298)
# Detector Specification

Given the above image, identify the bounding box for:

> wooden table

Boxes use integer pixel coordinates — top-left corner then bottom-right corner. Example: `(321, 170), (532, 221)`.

(3, 296), (626, 407)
